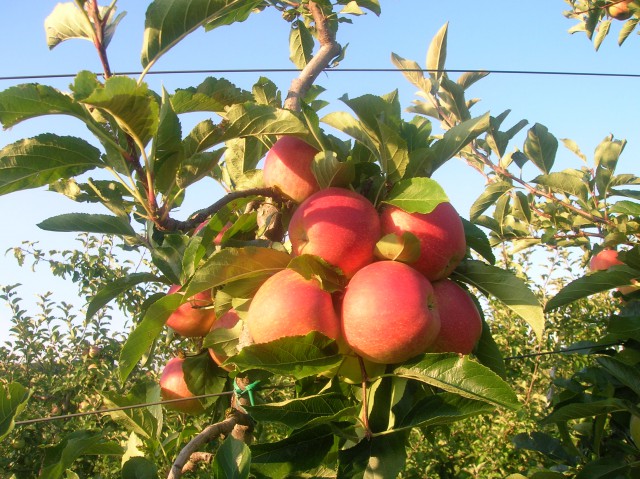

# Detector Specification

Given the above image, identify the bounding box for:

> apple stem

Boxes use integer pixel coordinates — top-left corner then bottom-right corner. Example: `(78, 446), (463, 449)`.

(358, 355), (373, 439)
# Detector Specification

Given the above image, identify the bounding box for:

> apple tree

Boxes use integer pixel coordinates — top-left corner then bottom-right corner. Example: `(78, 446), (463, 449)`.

(0, 1), (638, 478)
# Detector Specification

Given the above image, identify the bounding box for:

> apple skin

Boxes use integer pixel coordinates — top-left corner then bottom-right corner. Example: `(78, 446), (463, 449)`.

(428, 279), (483, 354)
(341, 260), (441, 364)
(379, 202), (466, 281)
(263, 136), (320, 203)
(246, 268), (341, 344)
(159, 357), (204, 414)
(166, 285), (217, 337)
(288, 187), (381, 278)
(208, 308), (241, 371)
(589, 249), (639, 296)
(608, 0), (633, 20)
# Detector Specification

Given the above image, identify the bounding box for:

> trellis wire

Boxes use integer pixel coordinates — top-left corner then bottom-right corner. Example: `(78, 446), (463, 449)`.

(1, 67), (640, 82)
(9, 340), (625, 427)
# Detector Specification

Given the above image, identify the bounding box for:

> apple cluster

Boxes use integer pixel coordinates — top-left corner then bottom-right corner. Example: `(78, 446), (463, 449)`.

(160, 136), (484, 412)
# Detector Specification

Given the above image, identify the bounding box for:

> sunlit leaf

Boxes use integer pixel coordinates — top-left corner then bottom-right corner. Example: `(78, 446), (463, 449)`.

(383, 177), (449, 214)
(45, 3), (125, 49)
(289, 20), (314, 69)
(524, 123), (558, 174)
(212, 436), (251, 479)
(0, 382), (30, 442)
(0, 134), (103, 196)
(426, 23), (448, 82)
(37, 213), (136, 237)
(452, 260), (544, 339)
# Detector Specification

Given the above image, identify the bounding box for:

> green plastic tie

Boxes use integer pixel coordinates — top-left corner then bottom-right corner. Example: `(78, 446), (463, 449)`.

(234, 380), (261, 406)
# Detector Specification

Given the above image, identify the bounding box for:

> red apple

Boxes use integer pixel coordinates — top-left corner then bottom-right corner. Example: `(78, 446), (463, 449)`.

(341, 260), (440, 364)
(159, 357), (204, 414)
(246, 268), (341, 344)
(607, 0), (633, 20)
(589, 249), (639, 296)
(428, 279), (482, 354)
(379, 202), (466, 281)
(166, 285), (217, 337)
(288, 187), (381, 278)
(208, 308), (241, 371)
(263, 136), (320, 203)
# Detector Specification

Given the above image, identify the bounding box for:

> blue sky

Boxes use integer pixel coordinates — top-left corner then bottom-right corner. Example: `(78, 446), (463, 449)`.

(0, 1), (638, 337)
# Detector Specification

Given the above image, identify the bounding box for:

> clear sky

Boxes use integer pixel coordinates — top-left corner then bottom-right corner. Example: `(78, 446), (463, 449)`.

(1, 1), (638, 337)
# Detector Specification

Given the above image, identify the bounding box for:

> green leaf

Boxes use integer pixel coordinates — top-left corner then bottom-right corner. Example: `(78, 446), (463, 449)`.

(184, 247), (291, 298)
(141, 0), (263, 72)
(321, 111), (379, 155)
(512, 432), (578, 464)
(394, 354), (520, 410)
(122, 456), (159, 479)
(0, 83), (91, 129)
(473, 318), (507, 379)
(102, 383), (162, 440)
(37, 213), (136, 236)
(594, 18), (611, 51)
(212, 436), (251, 479)
(287, 255), (347, 293)
(374, 232), (421, 264)
(524, 123), (558, 174)
(610, 200), (640, 215)
(545, 267), (640, 311)
(119, 293), (183, 382)
(80, 76), (159, 146)
(171, 77), (252, 114)
(228, 332), (342, 380)
(541, 398), (628, 425)
(338, 432), (408, 479)
(382, 177), (449, 213)
(427, 23), (448, 82)
(390, 53), (431, 92)
(390, 392), (495, 433)
(378, 121), (410, 182)
(596, 356), (640, 397)
(40, 430), (123, 479)
(86, 272), (161, 321)
(45, 3), (125, 50)
(0, 134), (103, 196)
(289, 20), (314, 69)
(0, 382), (30, 442)
(312, 150), (355, 189)
(430, 113), (491, 173)
(223, 103), (308, 140)
(182, 352), (228, 408)
(469, 181), (513, 222)
(453, 260), (545, 340)
(461, 217), (496, 264)
(532, 171), (589, 204)
(247, 394), (357, 429)
(250, 424), (335, 477)
(152, 89), (183, 193)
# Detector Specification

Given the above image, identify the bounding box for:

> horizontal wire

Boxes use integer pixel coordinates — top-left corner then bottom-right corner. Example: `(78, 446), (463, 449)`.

(1, 68), (640, 82)
(504, 340), (623, 361)
(10, 342), (625, 426)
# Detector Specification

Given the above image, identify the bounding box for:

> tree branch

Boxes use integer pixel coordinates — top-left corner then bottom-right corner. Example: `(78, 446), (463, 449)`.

(158, 187), (287, 232)
(167, 416), (238, 479)
(283, 1), (342, 111)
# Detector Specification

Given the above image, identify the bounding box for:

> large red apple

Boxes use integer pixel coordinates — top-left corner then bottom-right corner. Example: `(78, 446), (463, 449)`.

(263, 136), (320, 203)
(379, 202), (466, 281)
(166, 285), (217, 337)
(159, 357), (204, 414)
(341, 260), (440, 364)
(246, 268), (341, 344)
(589, 249), (639, 296)
(288, 187), (381, 278)
(428, 279), (482, 354)
(208, 308), (241, 371)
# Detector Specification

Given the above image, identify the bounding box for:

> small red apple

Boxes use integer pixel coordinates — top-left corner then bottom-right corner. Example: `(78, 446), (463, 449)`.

(263, 136), (320, 203)
(288, 187), (381, 278)
(589, 249), (639, 296)
(607, 0), (633, 20)
(379, 202), (466, 281)
(159, 357), (204, 414)
(246, 268), (341, 344)
(208, 308), (241, 371)
(341, 260), (440, 364)
(166, 285), (217, 337)
(428, 279), (483, 354)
